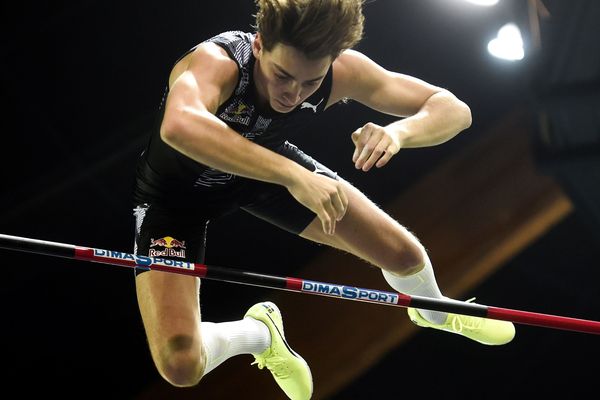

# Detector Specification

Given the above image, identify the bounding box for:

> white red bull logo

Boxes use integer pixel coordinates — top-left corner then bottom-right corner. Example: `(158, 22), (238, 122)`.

(149, 236), (186, 258)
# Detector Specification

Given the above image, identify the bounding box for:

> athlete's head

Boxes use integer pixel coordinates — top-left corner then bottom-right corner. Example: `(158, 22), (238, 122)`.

(254, 0), (364, 60)
(252, 0), (364, 112)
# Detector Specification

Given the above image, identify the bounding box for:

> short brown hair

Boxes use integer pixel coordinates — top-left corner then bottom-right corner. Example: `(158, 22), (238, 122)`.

(254, 0), (365, 59)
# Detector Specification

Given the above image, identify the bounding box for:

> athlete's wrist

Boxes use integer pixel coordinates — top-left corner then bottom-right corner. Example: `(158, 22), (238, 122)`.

(278, 160), (308, 189)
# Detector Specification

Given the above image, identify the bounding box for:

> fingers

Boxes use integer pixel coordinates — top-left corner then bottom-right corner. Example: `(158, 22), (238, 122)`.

(331, 185), (348, 221)
(352, 122), (399, 171)
(319, 203), (336, 235)
(319, 182), (349, 235)
(375, 149), (394, 168)
(352, 125), (376, 168)
(287, 171), (350, 236)
(351, 129), (367, 164)
(361, 143), (388, 171)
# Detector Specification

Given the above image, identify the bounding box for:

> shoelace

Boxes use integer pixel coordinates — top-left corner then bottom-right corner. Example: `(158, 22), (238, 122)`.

(252, 355), (292, 379)
(449, 298), (484, 333)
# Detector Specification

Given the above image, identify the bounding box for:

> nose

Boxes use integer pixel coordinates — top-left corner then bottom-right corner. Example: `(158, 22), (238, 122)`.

(282, 81), (301, 104)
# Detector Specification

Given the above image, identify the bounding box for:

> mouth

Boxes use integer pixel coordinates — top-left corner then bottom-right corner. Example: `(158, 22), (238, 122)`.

(275, 99), (297, 109)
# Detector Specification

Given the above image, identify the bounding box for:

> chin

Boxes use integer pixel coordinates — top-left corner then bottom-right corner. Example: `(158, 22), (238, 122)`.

(272, 99), (296, 113)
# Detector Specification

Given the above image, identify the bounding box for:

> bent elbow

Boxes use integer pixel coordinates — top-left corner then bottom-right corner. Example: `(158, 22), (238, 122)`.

(461, 102), (473, 130)
(447, 92), (472, 131)
(160, 123), (175, 145)
(450, 97), (472, 133)
(438, 90), (472, 132)
(160, 108), (188, 146)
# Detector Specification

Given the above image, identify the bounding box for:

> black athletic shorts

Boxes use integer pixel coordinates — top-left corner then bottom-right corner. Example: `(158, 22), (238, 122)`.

(132, 141), (338, 274)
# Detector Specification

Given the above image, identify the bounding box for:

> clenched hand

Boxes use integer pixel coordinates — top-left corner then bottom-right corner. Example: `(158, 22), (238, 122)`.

(286, 169), (348, 235)
(351, 122), (401, 171)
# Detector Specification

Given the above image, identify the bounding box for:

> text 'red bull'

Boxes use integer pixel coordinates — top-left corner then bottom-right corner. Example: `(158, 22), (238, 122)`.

(149, 236), (186, 258)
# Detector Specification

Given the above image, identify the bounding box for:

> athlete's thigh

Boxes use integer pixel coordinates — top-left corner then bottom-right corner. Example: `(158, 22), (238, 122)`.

(299, 178), (420, 269)
(133, 203), (208, 355)
(137, 271), (201, 351)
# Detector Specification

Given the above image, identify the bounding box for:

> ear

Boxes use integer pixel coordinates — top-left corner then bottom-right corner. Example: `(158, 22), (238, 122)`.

(252, 33), (263, 59)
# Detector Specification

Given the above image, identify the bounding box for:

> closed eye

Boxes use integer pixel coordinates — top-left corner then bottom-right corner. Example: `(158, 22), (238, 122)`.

(303, 80), (321, 87)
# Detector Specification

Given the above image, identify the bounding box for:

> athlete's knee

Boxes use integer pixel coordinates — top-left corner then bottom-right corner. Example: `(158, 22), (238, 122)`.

(384, 240), (425, 277)
(154, 334), (206, 387)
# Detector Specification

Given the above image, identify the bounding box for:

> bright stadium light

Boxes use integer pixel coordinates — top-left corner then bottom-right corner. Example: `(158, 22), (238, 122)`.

(463, 0), (500, 6)
(487, 23), (525, 61)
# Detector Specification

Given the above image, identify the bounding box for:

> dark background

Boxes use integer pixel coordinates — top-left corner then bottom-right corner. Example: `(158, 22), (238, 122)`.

(1, 0), (599, 398)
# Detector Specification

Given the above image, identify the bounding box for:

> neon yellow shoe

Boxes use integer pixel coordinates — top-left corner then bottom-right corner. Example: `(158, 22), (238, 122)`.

(245, 302), (313, 400)
(407, 300), (515, 345)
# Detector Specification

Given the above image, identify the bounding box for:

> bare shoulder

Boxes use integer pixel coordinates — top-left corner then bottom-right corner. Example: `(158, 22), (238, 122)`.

(327, 49), (382, 108)
(190, 42), (238, 71)
(169, 42), (239, 93)
(334, 49), (373, 70)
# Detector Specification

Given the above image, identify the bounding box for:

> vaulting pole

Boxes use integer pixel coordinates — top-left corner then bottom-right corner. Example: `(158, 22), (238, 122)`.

(1, 233), (599, 335)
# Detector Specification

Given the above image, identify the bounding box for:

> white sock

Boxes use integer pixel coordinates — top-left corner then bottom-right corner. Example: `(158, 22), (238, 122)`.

(201, 317), (271, 376)
(382, 249), (448, 324)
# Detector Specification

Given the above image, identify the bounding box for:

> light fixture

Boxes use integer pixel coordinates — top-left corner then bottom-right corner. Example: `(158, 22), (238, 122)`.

(487, 23), (525, 61)
(463, 0), (500, 6)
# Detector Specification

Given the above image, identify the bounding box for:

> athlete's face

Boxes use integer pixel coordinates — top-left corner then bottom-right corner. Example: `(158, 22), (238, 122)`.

(253, 35), (331, 113)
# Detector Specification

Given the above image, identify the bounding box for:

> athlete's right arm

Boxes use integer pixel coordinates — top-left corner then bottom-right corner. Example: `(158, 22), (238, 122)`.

(160, 43), (347, 234)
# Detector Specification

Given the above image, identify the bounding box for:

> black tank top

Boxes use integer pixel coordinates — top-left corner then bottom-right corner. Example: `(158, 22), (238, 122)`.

(134, 31), (333, 203)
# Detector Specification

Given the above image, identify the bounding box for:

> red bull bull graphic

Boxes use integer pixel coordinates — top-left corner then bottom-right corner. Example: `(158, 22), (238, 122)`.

(149, 236), (186, 258)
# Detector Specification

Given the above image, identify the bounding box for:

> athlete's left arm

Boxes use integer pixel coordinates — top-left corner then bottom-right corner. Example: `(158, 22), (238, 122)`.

(330, 50), (472, 171)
